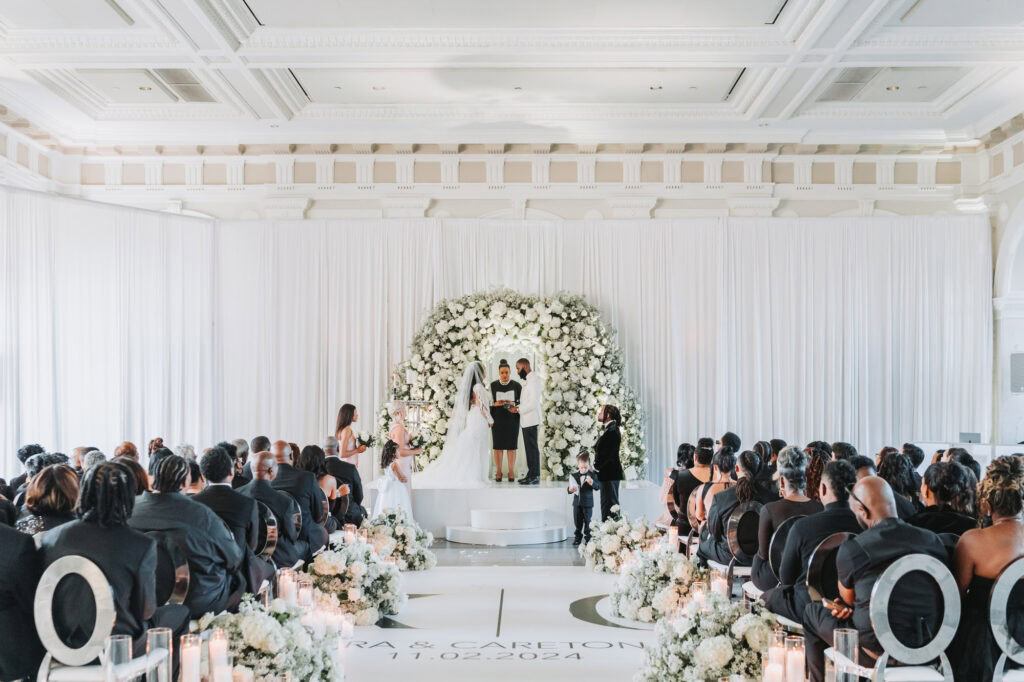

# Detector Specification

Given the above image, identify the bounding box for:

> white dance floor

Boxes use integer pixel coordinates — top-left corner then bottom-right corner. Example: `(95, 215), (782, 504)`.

(341, 565), (654, 681)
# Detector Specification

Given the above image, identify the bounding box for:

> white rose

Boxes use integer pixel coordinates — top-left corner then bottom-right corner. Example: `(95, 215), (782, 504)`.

(694, 635), (733, 670)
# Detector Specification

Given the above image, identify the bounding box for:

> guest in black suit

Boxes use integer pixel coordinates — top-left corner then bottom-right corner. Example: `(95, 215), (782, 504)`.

(271, 440), (327, 555)
(325, 437), (362, 526)
(38, 462), (189, 665)
(194, 447), (276, 593)
(568, 450), (597, 545)
(801, 476), (949, 682)
(129, 455), (243, 618)
(908, 462), (977, 536)
(751, 447), (823, 590)
(237, 451), (308, 568)
(762, 460), (862, 623)
(15, 464), (78, 537)
(594, 404), (623, 522)
(697, 449), (779, 566)
(10, 443), (45, 493)
(849, 456), (916, 520)
(0, 523), (44, 679)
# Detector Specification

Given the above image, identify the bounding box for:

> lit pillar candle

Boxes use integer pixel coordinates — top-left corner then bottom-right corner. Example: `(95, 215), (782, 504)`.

(785, 636), (805, 682)
(667, 526), (679, 552)
(208, 630), (229, 668)
(764, 662), (784, 682)
(180, 635), (201, 682)
(344, 524), (357, 544)
(711, 576), (729, 597)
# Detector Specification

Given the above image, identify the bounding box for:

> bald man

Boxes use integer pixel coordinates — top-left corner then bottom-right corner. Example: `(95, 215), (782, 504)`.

(801, 476), (950, 682)
(269, 440), (327, 557)
(236, 452), (309, 568)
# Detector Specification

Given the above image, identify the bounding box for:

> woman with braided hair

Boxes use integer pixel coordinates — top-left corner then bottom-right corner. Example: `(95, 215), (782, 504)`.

(949, 456), (1024, 680)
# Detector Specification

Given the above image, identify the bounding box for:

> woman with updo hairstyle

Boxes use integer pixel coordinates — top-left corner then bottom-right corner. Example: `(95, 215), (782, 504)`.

(671, 443), (714, 537)
(751, 446), (823, 590)
(949, 456), (1024, 681)
(804, 447), (828, 502)
(908, 462), (976, 536)
(14, 464), (79, 536)
(697, 447), (735, 524)
(877, 452), (922, 512)
(657, 443), (695, 527)
(696, 449), (781, 567)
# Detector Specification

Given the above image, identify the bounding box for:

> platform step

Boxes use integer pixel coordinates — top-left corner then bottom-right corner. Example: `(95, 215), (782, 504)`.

(470, 508), (545, 530)
(446, 524), (567, 546)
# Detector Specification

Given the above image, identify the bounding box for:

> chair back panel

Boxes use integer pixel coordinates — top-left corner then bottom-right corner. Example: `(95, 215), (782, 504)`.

(806, 531), (855, 602)
(33, 556), (115, 666)
(726, 501), (763, 563)
(147, 530), (190, 606)
(769, 515), (806, 580)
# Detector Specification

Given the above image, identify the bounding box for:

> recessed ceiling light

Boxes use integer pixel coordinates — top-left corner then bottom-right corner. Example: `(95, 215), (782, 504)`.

(138, 86), (152, 91)
(650, 85), (663, 91)
(372, 86), (386, 91)
(886, 85), (900, 91)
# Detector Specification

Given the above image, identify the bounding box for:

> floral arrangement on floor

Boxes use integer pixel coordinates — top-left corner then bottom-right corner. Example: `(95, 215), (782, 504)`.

(611, 546), (708, 623)
(634, 592), (777, 682)
(376, 289), (646, 480)
(305, 541), (406, 625)
(192, 595), (344, 681)
(361, 507), (438, 571)
(579, 507), (662, 573)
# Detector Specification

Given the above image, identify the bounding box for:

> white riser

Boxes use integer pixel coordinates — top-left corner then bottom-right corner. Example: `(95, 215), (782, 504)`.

(446, 524), (567, 546)
(470, 508), (545, 530)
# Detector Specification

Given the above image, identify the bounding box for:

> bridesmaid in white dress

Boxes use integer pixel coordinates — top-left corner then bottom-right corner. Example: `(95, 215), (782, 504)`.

(334, 403), (366, 468)
(388, 402), (422, 508)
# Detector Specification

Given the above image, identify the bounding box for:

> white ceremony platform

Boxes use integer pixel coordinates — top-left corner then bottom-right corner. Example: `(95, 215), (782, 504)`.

(367, 480), (661, 545)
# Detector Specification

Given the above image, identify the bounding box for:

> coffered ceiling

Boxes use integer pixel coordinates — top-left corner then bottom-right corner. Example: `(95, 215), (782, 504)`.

(0, 0), (1022, 147)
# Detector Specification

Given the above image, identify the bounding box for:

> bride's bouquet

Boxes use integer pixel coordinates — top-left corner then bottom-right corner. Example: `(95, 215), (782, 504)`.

(579, 506), (662, 573)
(356, 432), (377, 448)
(362, 507), (437, 571)
(635, 592), (776, 682)
(191, 595), (344, 681)
(305, 542), (406, 625)
(611, 546), (708, 623)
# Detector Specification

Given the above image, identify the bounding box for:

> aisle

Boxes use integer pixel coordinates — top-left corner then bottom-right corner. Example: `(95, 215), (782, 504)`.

(340, 563), (654, 681)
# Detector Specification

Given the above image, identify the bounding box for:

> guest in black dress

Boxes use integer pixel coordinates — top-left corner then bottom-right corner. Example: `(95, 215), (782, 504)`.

(697, 449), (779, 566)
(850, 455), (917, 520)
(672, 445), (714, 538)
(878, 452), (923, 513)
(949, 456), (1024, 681)
(751, 447), (823, 590)
(15, 464), (79, 537)
(909, 462), (977, 536)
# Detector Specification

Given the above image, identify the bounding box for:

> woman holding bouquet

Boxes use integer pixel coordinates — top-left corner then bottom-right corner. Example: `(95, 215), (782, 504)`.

(335, 403), (367, 468)
(388, 402), (422, 507)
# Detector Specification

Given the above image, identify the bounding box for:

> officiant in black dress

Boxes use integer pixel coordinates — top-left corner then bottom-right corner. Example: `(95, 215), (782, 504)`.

(490, 359), (522, 482)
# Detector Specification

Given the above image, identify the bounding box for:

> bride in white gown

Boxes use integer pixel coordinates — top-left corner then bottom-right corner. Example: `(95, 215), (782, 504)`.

(415, 361), (494, 488)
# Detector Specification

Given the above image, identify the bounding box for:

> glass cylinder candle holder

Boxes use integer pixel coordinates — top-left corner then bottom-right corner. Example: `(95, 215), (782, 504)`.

(690, 581), (707, 608)
(667, 526), (679, 553)
(344, 524), (357, 544)
(834, 628), (859, 682)
(357, 527), (369, 543)
(763, 649), (784, 682)
(276, 568), (297, 605)
(768, 630), (787, 669)
(146, 627), (173, 682)
(180, 634), (201, 682)
(208, 629), (230, 669)
(297, 577), (314, 607)
(711, 566), (730, 598)
(785, 635), (805, 682)
(104, 634), (132, 681)
(210, 652), (233, 682)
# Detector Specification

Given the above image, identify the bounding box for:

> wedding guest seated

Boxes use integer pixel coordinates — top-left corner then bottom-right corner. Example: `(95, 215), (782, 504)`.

(237, 451), (308, 568)
(719, 431), (741, 453)
(697, 447), (736, 524)
(753, 441), (777, 487)
(805, 447), (827, 502)
(831, 442), (858, 462)
(114, 456), (150, 495)
(39, 462), (189, 664)
(325, 436), (365, 527)
(184, 459), (205, 495)
(113, 441), (138, 460)
(697, 449), (779, 566)
(909, 462), (977, 536)
(15, 464), (79, 537)
(146, 446), (174, 487)
(901, 443), (925, 490)
(83, 450), (107, 474)
(875, 445), (898, 468)
(15, 453), (70, 507)
(951, 450), (981, 482)
(762, 460), (861, 623)
(849, 455), (916, 520)
(272, 440), (327, 555)
(877, 452), (923, 513)
(672, 444), (714, 537)
(298, 445), (341, 533)
(230, 439), (250, 488)
(751, 447), (823, 590)
(949, 456), (1024, 680)
(801, 476), (949, 682)
(943, 446), (968, 463)
(70, 446), (98, 476)
(0, 496), (16, 526)
(239, 435), (270, 482)
(194, 447), (275, 593)
(10, 443), (45, 493)
(0, 522), (44, 679)
(129, 455), (244, 617)
(657, 443), (693, 526)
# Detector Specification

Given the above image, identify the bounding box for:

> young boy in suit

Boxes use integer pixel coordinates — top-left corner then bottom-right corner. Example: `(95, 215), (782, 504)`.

(568, 450), (596, 546)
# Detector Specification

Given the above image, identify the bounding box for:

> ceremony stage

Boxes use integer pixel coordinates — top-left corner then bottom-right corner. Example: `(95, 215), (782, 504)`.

(367, 480), (662, 545)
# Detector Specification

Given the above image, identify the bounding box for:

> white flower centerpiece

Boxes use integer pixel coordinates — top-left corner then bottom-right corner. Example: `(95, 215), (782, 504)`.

(192, 595), (344, 681)
(377, 289), (646, 481)
(634, 592), (777, 682)
(360, 507), (437, 571)
(305, 541), (406, 625)
(611, 546), (709, 623)
(579, 506), (662, 573)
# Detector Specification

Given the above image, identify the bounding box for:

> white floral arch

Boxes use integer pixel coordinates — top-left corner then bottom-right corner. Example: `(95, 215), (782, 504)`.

(378, 289), (647, 480)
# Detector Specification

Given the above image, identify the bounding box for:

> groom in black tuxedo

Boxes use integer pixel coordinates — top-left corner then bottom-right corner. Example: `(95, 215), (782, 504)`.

(594, 405), (624, 521)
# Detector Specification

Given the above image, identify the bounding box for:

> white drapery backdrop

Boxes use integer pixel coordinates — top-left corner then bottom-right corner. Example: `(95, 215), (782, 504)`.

(1, 186), (993, 481)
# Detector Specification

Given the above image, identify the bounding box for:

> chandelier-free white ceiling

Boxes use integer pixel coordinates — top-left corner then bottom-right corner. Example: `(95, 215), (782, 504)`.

(0, 0), (1022, 147)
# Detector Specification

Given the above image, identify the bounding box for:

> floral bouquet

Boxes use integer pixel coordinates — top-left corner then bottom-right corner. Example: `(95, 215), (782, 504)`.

(191, 595), (344, 681)
(306, 542), (406, 625)
(408, 434), (428, 450)
(362, 507), (437, 571)
(579, 507), (662, 573)
(355, 432), (377, 448)
(634, 592), (777, 682)
(611, 547), (708, 623)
